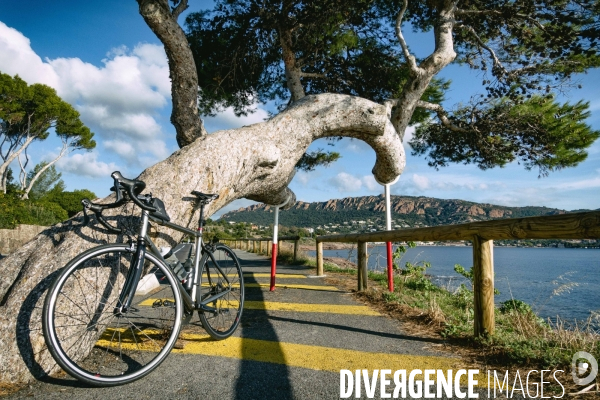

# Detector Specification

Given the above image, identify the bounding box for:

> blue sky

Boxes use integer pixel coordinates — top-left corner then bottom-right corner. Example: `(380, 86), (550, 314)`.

(1, 1), (598, 218)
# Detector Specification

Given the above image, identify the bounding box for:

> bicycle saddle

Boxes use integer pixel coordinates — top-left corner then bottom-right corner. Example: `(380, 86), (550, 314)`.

(191, 191), (219, 202)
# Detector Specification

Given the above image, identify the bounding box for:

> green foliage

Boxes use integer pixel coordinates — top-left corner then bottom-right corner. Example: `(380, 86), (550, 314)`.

(185, 0), (600, 174)
(0, 192), (67, 228)
(453, 264), (473, 281)
(400, 260), (437, 291)
(186, 0), (415, 112)
(499, 299), (533, 315)
(0, 164), (97, 226)
(391, 240), (415, 270)
(377, 0), (600, 101)
(453, 263), (500, 295)
(28, 163), (64, 200)
(411, 96), (600, 176)
(295, 150), (341, 172)
(45, 189), (97, 217)
(0, 73), (95, 150)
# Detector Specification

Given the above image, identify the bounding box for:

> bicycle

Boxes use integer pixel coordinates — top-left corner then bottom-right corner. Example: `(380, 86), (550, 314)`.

(42, 171), (244, 386)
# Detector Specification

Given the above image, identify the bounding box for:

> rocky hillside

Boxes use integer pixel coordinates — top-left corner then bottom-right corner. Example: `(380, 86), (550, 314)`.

(220, 195), (574, 229)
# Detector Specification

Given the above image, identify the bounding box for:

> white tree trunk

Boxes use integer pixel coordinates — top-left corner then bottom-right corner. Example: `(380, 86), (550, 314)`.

(20, 143), (68, 200)
(0, 93), (405, 384)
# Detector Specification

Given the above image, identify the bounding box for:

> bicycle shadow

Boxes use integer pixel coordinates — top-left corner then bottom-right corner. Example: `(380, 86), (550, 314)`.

(234, 256), (294, 400)
(14, 269), (91, 388)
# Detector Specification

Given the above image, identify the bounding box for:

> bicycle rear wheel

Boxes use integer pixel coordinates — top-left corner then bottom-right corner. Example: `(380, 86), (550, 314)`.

(43, 244), (183, 386)
(199, 244), (244, 340)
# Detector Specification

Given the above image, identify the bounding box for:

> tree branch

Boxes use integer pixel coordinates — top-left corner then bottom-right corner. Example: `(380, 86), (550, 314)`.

(458, 24), (507, 76)
(299, 72), (327, 79)
(21, 141), (68, 200)
(455, 8), (546, 31)
(416, 100), (469, 133)
(137, 0), (207, 148)
(395, 0), (419, 73)
(171, 0), (188, 20)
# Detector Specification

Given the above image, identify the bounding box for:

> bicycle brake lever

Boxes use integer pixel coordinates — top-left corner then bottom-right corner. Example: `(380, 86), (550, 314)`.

(113, 177), (122, 202)
(82, 207), (90, 225)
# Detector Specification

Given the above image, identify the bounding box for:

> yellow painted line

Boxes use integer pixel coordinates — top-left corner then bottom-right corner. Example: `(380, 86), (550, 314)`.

(245, 283), (339, 291)
(243, 301), (380, 315)
(244, 273), (307, 279)
(173, 335), (484, 385)
(198, 273), (305, 279)
(95, 329), (485, 386)
(137, 299), (375, 315)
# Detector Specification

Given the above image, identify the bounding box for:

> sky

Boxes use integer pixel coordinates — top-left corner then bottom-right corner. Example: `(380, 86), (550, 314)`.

(0, 1), (599, 219)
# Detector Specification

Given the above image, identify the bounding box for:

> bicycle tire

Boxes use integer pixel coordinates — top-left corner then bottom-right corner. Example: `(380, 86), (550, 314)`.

(42, 244), (183, 386)
(198, 244), (244, 340)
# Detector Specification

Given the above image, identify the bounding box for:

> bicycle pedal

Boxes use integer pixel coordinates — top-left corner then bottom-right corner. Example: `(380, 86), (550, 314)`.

(152, 299), (163, 308)
(162, 300), (175, 308)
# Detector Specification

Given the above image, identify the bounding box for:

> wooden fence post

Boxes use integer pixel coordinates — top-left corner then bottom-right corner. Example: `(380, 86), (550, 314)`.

(267, 240), (272, 256)
(317, 241), (324, 276)
(357, 241), (368, 291)
(473, 235), (495, 337)
(293, 239), (299, 262)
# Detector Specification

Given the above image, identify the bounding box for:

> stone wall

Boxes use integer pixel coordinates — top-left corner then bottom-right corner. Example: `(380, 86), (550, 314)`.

(0, 224), (48, 255)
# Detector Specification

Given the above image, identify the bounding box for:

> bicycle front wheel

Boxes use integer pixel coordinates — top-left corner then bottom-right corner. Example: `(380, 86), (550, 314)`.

(43, 244), (183, 386)
(199, 244), (244, 340)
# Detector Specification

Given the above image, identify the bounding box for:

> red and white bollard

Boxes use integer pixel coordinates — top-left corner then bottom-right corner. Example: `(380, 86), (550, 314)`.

(270, 196), (291, 291)
(376, 176), (399, 292)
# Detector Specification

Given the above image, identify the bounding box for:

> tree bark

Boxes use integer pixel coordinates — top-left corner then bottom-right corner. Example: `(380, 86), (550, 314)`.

(279, 27), (306, 102)
(0, 93), (405, 384)
(20, 142), (68, 200)
(137, 0), (207, 148)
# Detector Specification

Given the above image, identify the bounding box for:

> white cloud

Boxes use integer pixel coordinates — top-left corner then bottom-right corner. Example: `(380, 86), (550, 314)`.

(362, 175), (380, 191)
(0, 21), (172, 170)
(554, 177), (600, 190)
(328, 172), (364, 192)
(294, 171), (311, 186)
(204, 106), (270, 132)
(403, 125), (416, 144)
(0, 22), (59, 87)
(411, 173), (430, 190)
(326, 172), (385, 193)
(57, 152), (120, 178)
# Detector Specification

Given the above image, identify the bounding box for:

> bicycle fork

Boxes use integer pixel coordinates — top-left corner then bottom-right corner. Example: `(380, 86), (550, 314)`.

(114, 210), (150, 314)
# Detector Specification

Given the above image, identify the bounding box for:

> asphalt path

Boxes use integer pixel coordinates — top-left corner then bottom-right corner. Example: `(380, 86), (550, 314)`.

(3, 250), (497, 400)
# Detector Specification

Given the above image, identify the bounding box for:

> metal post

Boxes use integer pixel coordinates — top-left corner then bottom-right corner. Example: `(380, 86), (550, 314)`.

(385, 183), (394, 292)
(270, 206), (280, 291)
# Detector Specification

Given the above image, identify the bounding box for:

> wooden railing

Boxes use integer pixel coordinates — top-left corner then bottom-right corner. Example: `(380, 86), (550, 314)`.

(315, 211), (600, 336)
(221, 236), (301, 261)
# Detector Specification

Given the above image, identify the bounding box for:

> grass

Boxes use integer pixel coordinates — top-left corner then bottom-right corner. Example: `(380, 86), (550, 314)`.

(267, 243), (600, 372)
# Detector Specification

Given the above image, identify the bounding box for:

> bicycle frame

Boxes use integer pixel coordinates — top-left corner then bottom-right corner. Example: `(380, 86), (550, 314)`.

(116, 208), (233, 316)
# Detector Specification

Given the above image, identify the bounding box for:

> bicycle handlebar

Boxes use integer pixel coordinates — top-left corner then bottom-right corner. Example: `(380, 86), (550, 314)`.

(111, 171), (157, 212)
(81, 198), (123, 233)
(81, 171), (158, 233)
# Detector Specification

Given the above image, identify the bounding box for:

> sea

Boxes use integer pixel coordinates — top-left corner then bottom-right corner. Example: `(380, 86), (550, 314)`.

(309, 245), (600, 329)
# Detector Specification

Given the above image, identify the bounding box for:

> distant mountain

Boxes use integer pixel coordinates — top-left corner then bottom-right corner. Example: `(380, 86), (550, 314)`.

(220, 195), (578, 229)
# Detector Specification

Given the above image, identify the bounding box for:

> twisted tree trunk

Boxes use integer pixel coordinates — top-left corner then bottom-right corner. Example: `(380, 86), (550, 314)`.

(0, 93), (405, 384)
